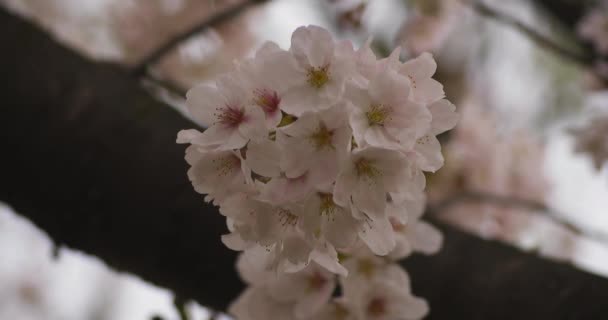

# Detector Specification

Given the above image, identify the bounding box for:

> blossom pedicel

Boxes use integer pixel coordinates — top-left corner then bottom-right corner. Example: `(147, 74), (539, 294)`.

(178, 25), (458, 320)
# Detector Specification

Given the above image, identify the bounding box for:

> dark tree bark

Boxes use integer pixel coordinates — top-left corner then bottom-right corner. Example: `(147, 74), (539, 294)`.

(1, 8), (608, 319)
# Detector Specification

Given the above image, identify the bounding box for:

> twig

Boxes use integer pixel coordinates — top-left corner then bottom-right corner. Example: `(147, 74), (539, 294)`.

(131, 0), (267, 77)
(428, 190), (608, 244)
(467, 1), (604, 71)
(142, 74), (187, 98)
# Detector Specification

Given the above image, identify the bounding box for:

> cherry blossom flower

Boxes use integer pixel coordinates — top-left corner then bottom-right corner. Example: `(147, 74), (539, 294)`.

(301, 189), (360, 250)
(184, 73), (267, 150)
(229, 288), (296, 320)
(238, 254), (336, 319)
(352, 280), (429, 320)
(334, 147), (413, 218)
(280, 25), (357, 116)
(578, 6), (608, 55)
(239, 41), (301, 128)
(347, 68), (431, 151)
(182, 146), (251, 204)
(278, 105), (352, 186)
(395, 52), (445, 105)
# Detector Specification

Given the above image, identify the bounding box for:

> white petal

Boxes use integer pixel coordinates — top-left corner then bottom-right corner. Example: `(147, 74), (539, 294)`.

(221, 233), (248, 251)
(281, 84), (323, 116)
(368, 69), (410, 107)
(358, 216), (396, 256)
(311, 243), (348, 276)
(186, 84), (222, 126)
(415, 134), (444, 172)
(239, 106), (267, 142)
(429, 99), (459, 135)
(176, 129), (202, 144)
(401, 52), (437, 79)
(352, 179), (386, 218)
(364, 126), (402, 150)
(412, 78), (445, 104)
(245, 139), (281, 177)
(333, 163), (357, 208)
(410, 221), (443, 255)
(290, 25), (334, 67)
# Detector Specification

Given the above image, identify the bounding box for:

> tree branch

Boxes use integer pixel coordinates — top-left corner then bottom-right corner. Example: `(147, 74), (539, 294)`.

(2, 8), (608, 319)
(469, 1), (592, 67)
(131, 0), (268, 77)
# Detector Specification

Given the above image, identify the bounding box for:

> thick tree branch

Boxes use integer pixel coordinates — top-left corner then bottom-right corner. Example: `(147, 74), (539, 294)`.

(2, 8), (608, 319)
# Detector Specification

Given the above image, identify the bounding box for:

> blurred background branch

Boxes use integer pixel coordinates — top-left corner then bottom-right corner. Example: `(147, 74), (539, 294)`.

(131, 0), (268, 78)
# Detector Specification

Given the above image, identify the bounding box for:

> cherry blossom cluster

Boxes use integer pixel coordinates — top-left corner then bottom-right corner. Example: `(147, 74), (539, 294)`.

(178, 25), (457, 319)
(229, 246), (430, 320)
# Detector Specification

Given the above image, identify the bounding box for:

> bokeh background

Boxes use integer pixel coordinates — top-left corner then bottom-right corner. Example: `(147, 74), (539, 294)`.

(1, 0), (608, 319)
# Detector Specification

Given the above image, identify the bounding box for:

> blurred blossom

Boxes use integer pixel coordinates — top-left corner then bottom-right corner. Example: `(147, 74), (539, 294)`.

(578, 4), (608, 55)
(570, 113), (608, 170)
(428, 100), (552, 246)
(325, 0), (368, 30)
(395, 0), (463, 55)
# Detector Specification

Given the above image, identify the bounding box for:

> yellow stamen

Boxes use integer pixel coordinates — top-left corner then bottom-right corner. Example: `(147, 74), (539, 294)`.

(307, 65), (330, 89)
(365, 104), (391, 126)
(354, 158), (381, 178)
(309, 124), (334, 150)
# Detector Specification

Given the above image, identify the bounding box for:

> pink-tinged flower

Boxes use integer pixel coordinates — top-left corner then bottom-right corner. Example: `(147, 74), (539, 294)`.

(221, 194), (347, 275)
(228, 288), (296, 320)
(237, 253), (336, 318)
(334, 147), (413, 218)
(280, 25), (357, 116)
(183, 146), (251, 204)
(354, 207), (396, 256)
(304, 299), (356, 320)
(409, 98), (458, 172)
(429, 98), (459, 134)
(245, 139), (316, 204)
(347, 69), (431, 151)
(387, 195), (443, 259)
(185, 73), (266, 150)
(239, 41), (302, 128)
(578, 7), (608, 55)
(278, 105), (352, 187)
(395, 0), (462, 56)
(353, 280), (429, 320)
(266, 263), (336, 318)
(301, 190), (360, 250)
(341, 251), (410, 294)
(397, 52), (445, 105)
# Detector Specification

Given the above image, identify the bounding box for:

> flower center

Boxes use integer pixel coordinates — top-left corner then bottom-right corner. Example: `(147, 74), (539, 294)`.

(309, 124), (334, 150)
(212, 154), (240, 177)
(367, 297), (387, 317)
(214, 105), (245, 128)
(253, 88), (280, 115)
(277, 208), (298, 227)
(366, 104), (391, 126)
(319, 193), (337, 220)
(354, 158), (381, 178)
(307, 271), (327, 291)
(307, 65), (330, 89)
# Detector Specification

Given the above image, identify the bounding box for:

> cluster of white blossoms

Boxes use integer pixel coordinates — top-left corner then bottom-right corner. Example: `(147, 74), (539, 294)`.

(178, 25), (458, 319)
